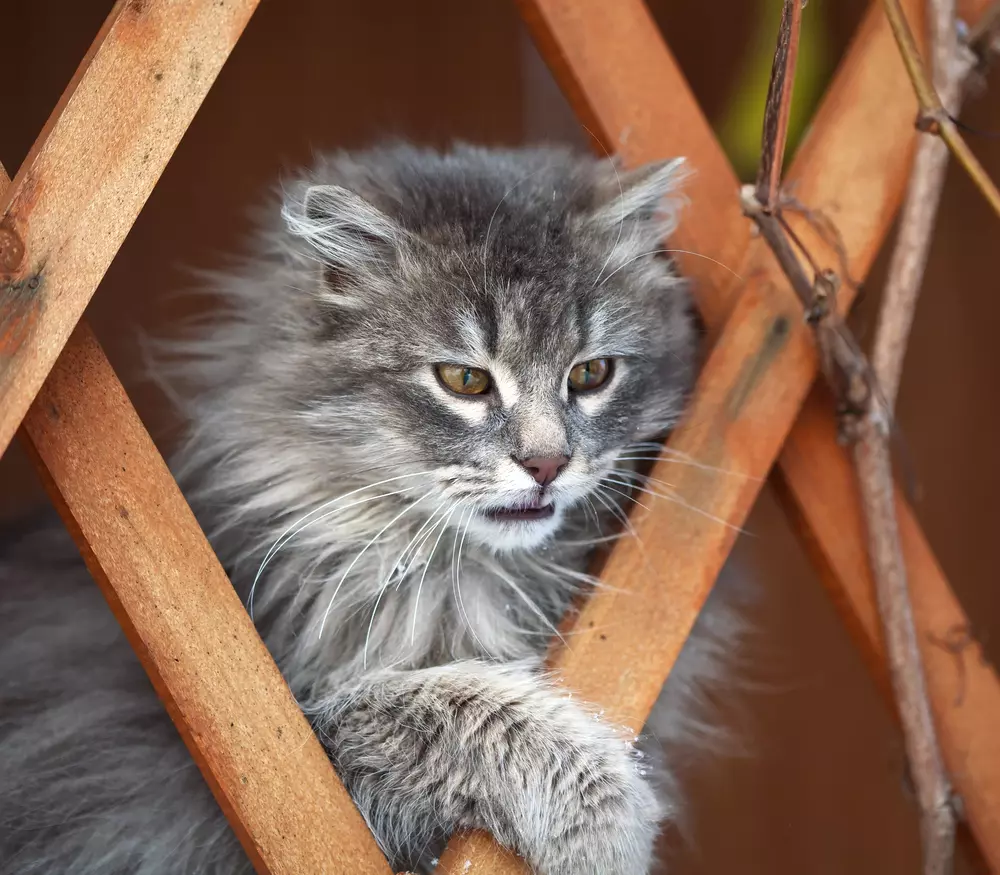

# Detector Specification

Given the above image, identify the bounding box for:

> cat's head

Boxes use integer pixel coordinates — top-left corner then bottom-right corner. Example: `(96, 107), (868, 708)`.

(196, 145), (698, 555)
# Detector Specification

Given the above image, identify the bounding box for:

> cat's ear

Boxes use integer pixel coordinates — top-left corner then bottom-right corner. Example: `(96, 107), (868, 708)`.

(589, 157), (688, 242)
(282, 184), (405, 284)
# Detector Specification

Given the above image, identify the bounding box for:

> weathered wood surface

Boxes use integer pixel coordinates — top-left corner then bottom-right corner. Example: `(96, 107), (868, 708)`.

(3, 0), (996, 871)
(0, 0), (258, 456)
(0, 0), (397, 863)
(19, 323), (393, 875)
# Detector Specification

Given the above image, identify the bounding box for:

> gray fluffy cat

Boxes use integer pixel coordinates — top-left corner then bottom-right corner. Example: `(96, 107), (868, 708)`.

(0, 144), (734, 874)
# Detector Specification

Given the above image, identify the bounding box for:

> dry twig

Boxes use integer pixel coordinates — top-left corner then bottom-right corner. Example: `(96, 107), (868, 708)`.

(739, 194), (874, 440)
(755, 0), (803, 211)
(742, 4), (877, 444)
(853, 2), (1000, 870)
(738, 0), (1000, 871)
(872, 0), (974, 406)
(881, 0), (1000, 218)
(853, 424), (955, 875)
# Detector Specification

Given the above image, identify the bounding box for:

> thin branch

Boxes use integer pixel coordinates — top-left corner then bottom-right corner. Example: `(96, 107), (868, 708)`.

(741, 2), (988, 872)
(755, 0), (803, 211)
(740, 192), (812, 304)
(884, 0), (947, 109)
(853, 424), (956, 875)
(862, 0), (980, 864)
(872, 143), (955, 405)
(741, 197), (873, 445)
(881, 0), (1000, 218)
(873, 0), (972, 421)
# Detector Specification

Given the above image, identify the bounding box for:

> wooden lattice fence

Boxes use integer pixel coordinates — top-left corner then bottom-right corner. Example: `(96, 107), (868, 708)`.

(0, 1), (997, 873)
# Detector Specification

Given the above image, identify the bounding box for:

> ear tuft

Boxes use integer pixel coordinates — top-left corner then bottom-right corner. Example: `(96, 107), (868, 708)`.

(282, 184), (404, 281)
(591, 157), (689, 238)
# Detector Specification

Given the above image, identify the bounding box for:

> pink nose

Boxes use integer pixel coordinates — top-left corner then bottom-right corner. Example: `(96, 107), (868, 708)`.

(516, 455), (569, 487)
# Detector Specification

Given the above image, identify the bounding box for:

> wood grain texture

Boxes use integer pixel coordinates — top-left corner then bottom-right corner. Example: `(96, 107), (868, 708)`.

(18, 323), (392, 875)
(0, 0), (260, 457)
(437, 0), (1000, 872)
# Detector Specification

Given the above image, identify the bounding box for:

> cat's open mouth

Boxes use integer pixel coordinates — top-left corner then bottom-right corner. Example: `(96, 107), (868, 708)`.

(484, 503), (556, 523)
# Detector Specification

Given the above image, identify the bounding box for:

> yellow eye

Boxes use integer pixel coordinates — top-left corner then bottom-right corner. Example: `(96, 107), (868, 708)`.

(568, 358), (611, 392)
(436, 363), (491, 395)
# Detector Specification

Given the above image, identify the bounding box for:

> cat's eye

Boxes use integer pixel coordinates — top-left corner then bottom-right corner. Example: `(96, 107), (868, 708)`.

(436, 363), (491, 396)
(568, 358), (611, 392)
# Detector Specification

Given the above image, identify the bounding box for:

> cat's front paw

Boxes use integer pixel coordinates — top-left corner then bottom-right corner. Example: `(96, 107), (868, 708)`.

(465, 685), (662, 875)
(318, 664), (664, 874)
(517, 724), (661, 875)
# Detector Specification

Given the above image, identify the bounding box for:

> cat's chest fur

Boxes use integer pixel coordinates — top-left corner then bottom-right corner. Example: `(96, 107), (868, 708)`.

(232, 511), (597, 698)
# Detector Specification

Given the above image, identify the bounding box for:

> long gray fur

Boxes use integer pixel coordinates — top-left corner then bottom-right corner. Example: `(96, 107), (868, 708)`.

(0, 143), (739, 874)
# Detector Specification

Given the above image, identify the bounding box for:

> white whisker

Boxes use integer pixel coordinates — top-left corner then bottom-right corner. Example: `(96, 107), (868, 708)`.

(599, 480), (652, 512)
(453, 508), (494, 659)
(249, 485), (420, 619)
(592, 487), (639, 540)
(363, 584), (391, 671)
(410, 506), (456, 646)
(559, 532), (624, 547)
(528, 557), (604, 591)
(623, 441), (668, 451)
(251, 470), (436, 599)
(492, 566), (564, 644)
(602, 475), (750, 535)
(581, 495), (604, 533)
(318, 491), (433, 640)
(598, 248), (743, 288)
(363, 503), (449, 669)
(611, 469), (677, 491)
(390, 504), (450, 591)
(592, 485), (665, 587)
(615, 453), (759, 481)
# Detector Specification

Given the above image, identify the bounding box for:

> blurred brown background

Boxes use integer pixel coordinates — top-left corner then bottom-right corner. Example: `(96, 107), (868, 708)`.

(1, 1), (998, 872)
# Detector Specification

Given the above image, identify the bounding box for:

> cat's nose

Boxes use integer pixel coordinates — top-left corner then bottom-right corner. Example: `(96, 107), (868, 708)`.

(515, 455), (569, 487)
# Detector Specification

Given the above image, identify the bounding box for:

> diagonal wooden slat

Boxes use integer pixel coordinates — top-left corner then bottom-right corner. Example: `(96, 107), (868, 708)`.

(20, 324), (393, 875)
(0, 0), (257, 457)
(0, 0), (395, 868)
(437, 0), (1000, 872)
(775, 385), (1000, 859)
(2, 2), (995, 875)
(3, 163), (392, 875)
